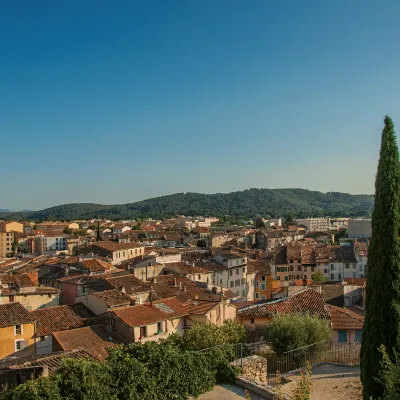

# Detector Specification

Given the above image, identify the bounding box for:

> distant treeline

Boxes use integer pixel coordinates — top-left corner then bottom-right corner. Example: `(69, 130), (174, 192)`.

(3, 188), (374, 221)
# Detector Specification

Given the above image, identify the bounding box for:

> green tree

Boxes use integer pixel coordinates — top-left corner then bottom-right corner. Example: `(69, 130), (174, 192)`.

(96, 221), (102, 241)
(376, 345), (400, 400)
(264, 313), (331, 356)
(311, 270), (328, 282)
(361, 116), (400, 400)
(6, 376), (61, 400)
(63, 228), (73, 234)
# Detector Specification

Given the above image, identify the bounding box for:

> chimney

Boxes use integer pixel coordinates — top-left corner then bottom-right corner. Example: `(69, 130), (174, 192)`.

(121, 287), (126, 293)
(194, 294), (198, 300)
(65, 265), (70, 276)
(173, 277), (177, 287)
(179, 281), (182, 290)
(149, 291), (153, 305)
(183, 286), (187, 292)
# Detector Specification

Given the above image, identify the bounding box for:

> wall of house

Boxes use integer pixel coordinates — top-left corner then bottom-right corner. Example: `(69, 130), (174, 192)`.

(112, 246), (145, 265)
(0, 293), (59, 310)
(75, 295), (108, 315)
(0, 323), (36, 359)
(112, 315), (134, 343)
(60, 282), (78, 305)
(239, 316), (271, 329)
(132, 264), (165, 281)
(1, 222), (24, 233)
(36, 335), (52, 355)
(332, 329), (362, 343)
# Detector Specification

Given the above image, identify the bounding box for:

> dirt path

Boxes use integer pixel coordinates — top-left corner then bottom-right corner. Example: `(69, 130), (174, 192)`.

(281, 364), (362, 400)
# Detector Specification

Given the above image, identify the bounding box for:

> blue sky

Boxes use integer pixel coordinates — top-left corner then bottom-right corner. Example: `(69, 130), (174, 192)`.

(1, 0), (400, 210)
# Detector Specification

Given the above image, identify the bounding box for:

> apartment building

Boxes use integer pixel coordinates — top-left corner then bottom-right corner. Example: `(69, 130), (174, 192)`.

(88, 242), (145, 265)
(35, 222), (79, 235)
(0, 232), (14, 258)
(297, 218), (331, 232)
(34, 235), (68, 255)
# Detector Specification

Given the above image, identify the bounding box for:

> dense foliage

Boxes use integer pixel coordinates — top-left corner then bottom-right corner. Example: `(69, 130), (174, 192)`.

(311, 270), (328, 282)
(264, 313), (331, 356)
(360, 116), (400, 400)
(6, 321), (245, 400)
(4, 188), (374, 221)
(376, 345), (400, 400)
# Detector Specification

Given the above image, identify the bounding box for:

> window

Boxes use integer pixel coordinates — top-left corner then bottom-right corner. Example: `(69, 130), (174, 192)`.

(255, 293), (260, 299)
(261, 283), (266, 290)
(353, 263), (357, 269)
(355, 330), (362, 343)
(15, 325), (22, 335)
(40, 336), (46, 342)
(139, 326), (147, 338)
(304, 275), (307, 279)
(261, 275), (266, 281)
(236, 268), (239, 275)
(297, 266), (301, 271)
(345, 263), (350, 269)
(229, 270), (233, 276)
(261, 296), (266, 300)
(9, 295), (14, 302)
(241, 278), (245, 285)
(15, 339), (26, 352)
(338, 330), (347, 343)
(284, 276), (288, 281)
(359, 265), (364, 272)
(277, 276), (280, 280)
(250, 318), (255, 324)
(330, 273), (335, 280)
(157, 322), (163, 333)
(338, 273), (342, 280)
(230, 281), (234, 288)
(243, 267), (246, 273)
(219, 279), (222, 285)
(236, 259), (239, 265)
(331, 264), (335, 271)
(235, 279), (240, 287)
(198, 274), (201, 279)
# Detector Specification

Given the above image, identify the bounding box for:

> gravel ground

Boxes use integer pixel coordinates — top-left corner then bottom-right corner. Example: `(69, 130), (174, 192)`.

(198, 384), (265, 399)
(281, 364), (362, 400)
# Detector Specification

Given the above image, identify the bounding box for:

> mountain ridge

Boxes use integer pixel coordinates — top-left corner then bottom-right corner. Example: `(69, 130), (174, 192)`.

(2, 188), (374, 221)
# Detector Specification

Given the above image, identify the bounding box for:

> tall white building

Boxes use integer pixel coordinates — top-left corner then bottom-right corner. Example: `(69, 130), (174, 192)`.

(297, 218), (331, 231)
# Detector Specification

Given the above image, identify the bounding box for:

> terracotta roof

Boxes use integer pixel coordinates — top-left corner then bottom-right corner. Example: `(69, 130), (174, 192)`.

(275, 246), (288, 265)
(343, 277), (367, 287)
(237, 289), (330, 318)
(53, 324), (123, 360)
(0, 302), (35, 327)
(328, 305), (364, 330)
(247, 260), (271, 275)
(90, 289), (132, 307)
(0, 274), (35, 288)
(113, 297), (221, 327)
(301, 244), (315, 265)
(80, 258), (114, 273)
(30, 303), (94, 336)
(151, 275), (220, 302)
(286, 242), (302, 261)
(163, 235), (182, 241)
(10, 349), (94, 375)
(355, 241), (368, 257)
(91, 242), (143, 252)
(163, 262), (210, 275)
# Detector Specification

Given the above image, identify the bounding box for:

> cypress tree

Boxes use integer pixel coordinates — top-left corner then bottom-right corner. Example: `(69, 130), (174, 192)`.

(360, 115), (400, 399)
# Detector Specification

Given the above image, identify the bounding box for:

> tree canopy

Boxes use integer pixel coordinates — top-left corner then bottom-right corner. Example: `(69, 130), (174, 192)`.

(5, 189), (374, 221)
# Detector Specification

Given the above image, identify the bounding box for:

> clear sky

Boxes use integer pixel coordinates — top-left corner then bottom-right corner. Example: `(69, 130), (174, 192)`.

(2, 0), (400, 210)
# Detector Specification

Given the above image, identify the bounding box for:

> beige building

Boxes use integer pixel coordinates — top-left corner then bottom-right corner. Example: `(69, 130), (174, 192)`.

(297, 218), (331, 232)
(90, 242), (145, 265)
(112, 297), (236, 343)
(35, 222), (79, 235)
(0, 232), (14, 259)
(0, 221), (23, 233)
(0, 274), (60, 311)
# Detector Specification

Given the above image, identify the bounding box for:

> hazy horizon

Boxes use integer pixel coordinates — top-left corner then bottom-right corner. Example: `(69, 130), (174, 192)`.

(2, 1), (398, 209)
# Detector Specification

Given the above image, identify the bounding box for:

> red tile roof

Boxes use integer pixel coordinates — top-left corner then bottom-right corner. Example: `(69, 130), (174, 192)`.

(30, 303), (94, 336)
(328, 305), (364, 330)
(92, 242), (143, 252)
(52, 324), (123, 360)
(237, 289), (330, 318)
(0, 302), (35, 327)
(90, 289), (132, 307)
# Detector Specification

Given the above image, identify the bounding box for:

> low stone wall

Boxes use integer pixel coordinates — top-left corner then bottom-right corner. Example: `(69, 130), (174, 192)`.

(233, 355), (268, 383)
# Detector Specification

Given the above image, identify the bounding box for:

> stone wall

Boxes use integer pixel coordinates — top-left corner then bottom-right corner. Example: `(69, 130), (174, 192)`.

(233, 355), (268, 383)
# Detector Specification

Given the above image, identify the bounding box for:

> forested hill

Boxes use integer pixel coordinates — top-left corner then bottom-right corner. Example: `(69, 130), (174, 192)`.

(4, 189), (374, 221)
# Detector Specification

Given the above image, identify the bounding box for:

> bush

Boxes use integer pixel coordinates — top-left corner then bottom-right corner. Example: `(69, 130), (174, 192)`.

(311, 270), (328, 282)
(6, 321), (244, 399)
(264, 313), (332, 356)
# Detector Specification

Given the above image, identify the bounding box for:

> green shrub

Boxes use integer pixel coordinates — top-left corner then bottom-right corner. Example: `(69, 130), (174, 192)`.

(264, 313), (332, 356)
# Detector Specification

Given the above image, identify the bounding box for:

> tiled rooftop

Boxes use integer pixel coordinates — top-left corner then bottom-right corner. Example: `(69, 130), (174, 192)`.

(52, 324), (123, 360)
(237, 289), (330, 318)
(328, 305), (364, 330)
(0, 302), (35, 327)
(30, 303), (95, 336)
